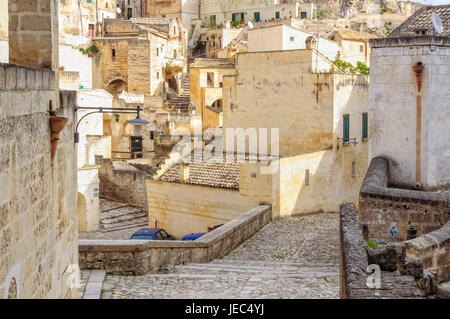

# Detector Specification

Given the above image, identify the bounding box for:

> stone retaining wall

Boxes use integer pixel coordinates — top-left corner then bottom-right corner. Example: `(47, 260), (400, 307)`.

(359, 157), (449, 241)
(79, 205), (271, 275)
(340, 203), (424, 299)
(405, 222), (450, 283)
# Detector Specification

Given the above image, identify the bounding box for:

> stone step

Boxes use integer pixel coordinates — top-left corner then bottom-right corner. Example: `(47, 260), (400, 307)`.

(176, 263), (338, 276)
(100, 218), (149, 232)
(100, 206), (144, 220)
(101, 210), (147, 225)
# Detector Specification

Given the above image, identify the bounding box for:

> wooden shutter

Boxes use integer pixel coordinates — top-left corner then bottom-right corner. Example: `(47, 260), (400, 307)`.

(343, 115), (350, 143)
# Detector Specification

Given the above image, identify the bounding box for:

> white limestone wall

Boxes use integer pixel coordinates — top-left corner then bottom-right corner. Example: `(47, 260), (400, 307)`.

(369, 42), (450, 189)
(77, 168), (100, 232)
(0, 40), (8, 63)
(77, 89), (113, 168)
(59, 45), (93, 89)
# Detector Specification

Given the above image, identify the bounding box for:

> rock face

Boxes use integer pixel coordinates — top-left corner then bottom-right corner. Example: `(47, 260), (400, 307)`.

(303, 0), (423, 18)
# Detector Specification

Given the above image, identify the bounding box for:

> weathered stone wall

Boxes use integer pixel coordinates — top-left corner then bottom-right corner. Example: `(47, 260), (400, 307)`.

(360, 157), (449, 241)
(405, 222), (450, 283)
(340, 203), (424, 299)
(0, 0), (8, 63)
(146, 178), (268, 238)
(95, 156), (148, 210)
(369, 36), (450, 189)
(79, 205), (271, 275)
(0, 63), (78, 298)
(8, 0), (58, 70)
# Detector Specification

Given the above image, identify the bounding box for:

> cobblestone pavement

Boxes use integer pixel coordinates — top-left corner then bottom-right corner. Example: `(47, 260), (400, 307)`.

(100, 212), (340, 299)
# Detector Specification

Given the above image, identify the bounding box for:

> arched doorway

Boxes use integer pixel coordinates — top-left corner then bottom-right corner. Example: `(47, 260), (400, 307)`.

(105, 79), (127, 96)
(211, 98), (223, 111)
(77, 193), (88, 232)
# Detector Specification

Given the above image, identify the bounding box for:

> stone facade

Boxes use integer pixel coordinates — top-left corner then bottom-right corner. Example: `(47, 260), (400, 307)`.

(340, 203), (424, 299)
(8, 0), (59, 71)
(0, 0), (8, 63)
(359, 157), (449, 242)
(145, 0), (198, 26)
(0, 64), (78, 298)
(96, 156), (149, 210)
(79, 205), (271, 274)
(93, 18), (186, 96)
(369, 36), (450, 189)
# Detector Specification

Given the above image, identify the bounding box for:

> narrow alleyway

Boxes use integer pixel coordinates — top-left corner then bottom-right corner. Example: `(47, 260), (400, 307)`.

(84, 212), (339, 299)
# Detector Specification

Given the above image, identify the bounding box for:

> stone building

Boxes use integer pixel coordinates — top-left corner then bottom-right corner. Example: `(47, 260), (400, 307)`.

(205, 27), (242, 58)
(222, 49), (370, 215)
(369, 4), (450, 190)
(145, 0), (199, 26)
(76, 89), (113, 233)
(248, 24), (340, 60)
(59, 0), (117, 90)
(189, 58), (235, 131)
(118, 0), (147, 19)
(1, 0), (78, 298)
(93, 17), (186, 96)
(330, 29), (377, 67)
(200, 0), (315, 26)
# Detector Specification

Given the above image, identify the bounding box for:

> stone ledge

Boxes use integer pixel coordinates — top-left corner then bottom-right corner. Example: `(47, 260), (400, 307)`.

(360, 157), (449, 205)
(79, 205), (272, 274)
(370, 36), (450, 48)
(0, 63), (55, 91)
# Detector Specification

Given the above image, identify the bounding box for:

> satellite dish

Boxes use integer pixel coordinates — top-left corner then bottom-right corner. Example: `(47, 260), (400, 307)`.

(116, 6), (122, 14)
(432, 12), (443, 34)
(248, 21), (254, 29)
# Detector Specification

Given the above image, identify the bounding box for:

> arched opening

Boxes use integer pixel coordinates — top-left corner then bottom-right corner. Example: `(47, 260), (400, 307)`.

(211, 98), (223, 111)
(77, 193), (88, 232)
(105, 79), (127, 96)
(7, 277), (17, 299)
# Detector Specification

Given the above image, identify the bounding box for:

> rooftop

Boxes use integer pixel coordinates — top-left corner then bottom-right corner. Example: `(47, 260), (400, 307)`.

(158, 151), (276, 190)
(389, 5), (450, 38)
(191, 58), (235, 69)
(333, 29), (377, 42)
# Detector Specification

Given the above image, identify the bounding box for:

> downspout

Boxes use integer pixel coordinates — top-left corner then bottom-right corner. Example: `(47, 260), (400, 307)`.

(412, 62), (423, 189)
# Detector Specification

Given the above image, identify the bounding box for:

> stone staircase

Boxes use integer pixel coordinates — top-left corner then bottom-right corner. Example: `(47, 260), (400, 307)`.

(175, 259), (339, 279)
(166, 76), (191, 112)
(99, 199), (148, 232)
(152, 139), (193, 180)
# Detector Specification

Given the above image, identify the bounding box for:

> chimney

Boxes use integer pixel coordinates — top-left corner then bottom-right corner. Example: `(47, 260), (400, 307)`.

(179, 163), (190, 183)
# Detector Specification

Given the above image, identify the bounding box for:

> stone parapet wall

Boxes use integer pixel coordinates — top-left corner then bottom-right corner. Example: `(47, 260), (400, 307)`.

(340, 203), (424, 299)
(95, 156), (148, 210)
(0, 63), (78, 298)
(405, 222), (450, 283)
(360, 157), (449, 241)
(79, 205), (271, 275)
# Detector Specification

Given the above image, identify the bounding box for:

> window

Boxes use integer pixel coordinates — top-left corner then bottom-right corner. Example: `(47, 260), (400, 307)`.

(305, 169), (310, 186)
(275, 12), (280, 19)
(128, 8), (132, 19)
(112, 49), (116, 58)
(156, 71), (159, 79)
(130, 136), (143, 159)
(87, 0), (92, 3)
(360, 45), (364, 53)
(150, 131), (154, 140)
(254, 12), (260, 22)
(210, 15), (216, 25)
(362, 113), (368, 140)
(300, 11), (307, 19)
(160, 230), (170, 239)
(290, 36), (295, 42)
(343, 115), (350, 143)
(251, 172), (257, 178)
(156, 47), (159, 56)
(156, 232), (163, 240)
(352, 161), (356, 177)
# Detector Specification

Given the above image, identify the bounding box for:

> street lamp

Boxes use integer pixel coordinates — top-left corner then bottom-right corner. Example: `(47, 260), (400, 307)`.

(74, 104), (150, 143)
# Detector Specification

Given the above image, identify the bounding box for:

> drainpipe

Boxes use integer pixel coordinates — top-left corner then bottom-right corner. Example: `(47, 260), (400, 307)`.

(412, 62), (423, 190)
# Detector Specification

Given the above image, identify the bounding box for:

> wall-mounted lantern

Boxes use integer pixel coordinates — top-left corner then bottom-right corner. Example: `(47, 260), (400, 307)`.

(74, 104), (150, 143)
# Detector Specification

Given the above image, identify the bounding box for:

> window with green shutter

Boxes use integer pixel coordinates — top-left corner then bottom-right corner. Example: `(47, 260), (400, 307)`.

(362, 113), (368, 140)
(210, 15), (216, 25)
(275, 12), (280, 19)
(343, 115), (350, 143)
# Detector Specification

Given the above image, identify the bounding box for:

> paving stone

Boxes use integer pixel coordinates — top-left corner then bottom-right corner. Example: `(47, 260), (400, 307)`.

(99, 213), (340, 299)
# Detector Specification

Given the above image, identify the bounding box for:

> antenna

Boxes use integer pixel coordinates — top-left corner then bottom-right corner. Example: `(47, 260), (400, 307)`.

(432, 12), (443, 34)
(248, 21), (254, 29)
